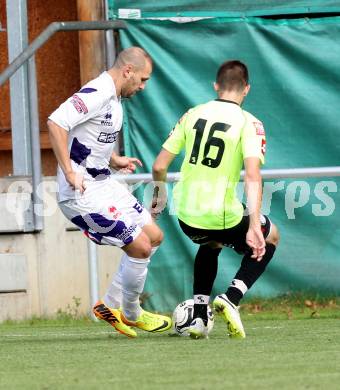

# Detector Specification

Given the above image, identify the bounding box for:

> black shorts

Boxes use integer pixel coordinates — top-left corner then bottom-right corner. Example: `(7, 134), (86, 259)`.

(178, 213), (272, 255)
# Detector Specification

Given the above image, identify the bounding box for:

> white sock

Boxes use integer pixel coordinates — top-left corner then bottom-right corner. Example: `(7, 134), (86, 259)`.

(122, 256), (150, 320)
(230, 279), (248, 295)
(103, 246), (159, 316)
(103, 253), (127, 309)
(194, 294), (210, 305)
(150, 246), (159, 256)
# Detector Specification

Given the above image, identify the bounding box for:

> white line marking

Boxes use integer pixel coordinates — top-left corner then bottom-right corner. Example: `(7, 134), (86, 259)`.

(0, 330), (115, 338)
(250, 326), (284, 330)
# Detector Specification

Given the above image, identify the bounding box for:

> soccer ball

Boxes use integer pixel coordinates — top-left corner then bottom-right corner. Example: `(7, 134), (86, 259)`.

(172, 299), (214, 336)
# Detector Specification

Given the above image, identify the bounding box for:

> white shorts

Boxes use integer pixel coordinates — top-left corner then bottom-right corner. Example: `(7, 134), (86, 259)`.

(59, 177), (151, 248)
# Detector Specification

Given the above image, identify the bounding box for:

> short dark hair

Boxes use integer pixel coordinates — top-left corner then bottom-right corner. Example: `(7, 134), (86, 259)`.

(115, 47), (153, 70)
(216, 60), (249, 92)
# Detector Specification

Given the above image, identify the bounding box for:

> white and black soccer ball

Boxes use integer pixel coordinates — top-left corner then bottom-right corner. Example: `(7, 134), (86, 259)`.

(172, 299), (214, 336)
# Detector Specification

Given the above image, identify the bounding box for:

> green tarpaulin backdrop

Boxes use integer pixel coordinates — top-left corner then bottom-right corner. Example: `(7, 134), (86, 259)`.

(109, 0), (340, 17)
(118, 17), (340, 312)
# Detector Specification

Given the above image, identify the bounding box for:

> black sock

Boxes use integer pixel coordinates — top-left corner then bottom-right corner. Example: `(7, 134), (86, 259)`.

(193, 245), (222, 296)
(226, 287), (243, 306)
(193, 245), (221, 324)
(226, 243), (276, 306)
(193, 304), (208, 325)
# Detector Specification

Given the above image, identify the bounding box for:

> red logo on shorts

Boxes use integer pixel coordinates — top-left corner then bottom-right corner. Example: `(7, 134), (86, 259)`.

(109, 206), (122, 219)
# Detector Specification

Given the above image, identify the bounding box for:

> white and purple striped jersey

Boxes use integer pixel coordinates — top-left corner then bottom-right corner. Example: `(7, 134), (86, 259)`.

(48, 71), (123, 202)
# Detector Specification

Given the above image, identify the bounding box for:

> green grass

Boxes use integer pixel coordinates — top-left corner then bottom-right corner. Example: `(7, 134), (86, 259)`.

(1, 301), (340, 390)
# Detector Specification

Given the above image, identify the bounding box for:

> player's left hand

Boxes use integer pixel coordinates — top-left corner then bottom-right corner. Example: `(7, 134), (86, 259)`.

(114, 156), (142, 173)
(246, 226), (266, 261)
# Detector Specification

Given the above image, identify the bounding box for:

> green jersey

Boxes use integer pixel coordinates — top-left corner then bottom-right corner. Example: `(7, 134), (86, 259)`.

(162, 99), (266, 229)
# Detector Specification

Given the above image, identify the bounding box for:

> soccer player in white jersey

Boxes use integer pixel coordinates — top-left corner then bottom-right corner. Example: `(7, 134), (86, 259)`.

(47, 47), (171, 338)
(152, 60), (280, 339)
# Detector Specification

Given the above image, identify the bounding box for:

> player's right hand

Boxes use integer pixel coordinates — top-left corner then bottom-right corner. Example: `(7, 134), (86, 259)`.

(65, 171), (86, 194)
(246, 226), (266, 261)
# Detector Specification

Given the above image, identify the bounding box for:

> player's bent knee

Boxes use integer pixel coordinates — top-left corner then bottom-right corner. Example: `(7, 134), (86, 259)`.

(266, 223), (280, 247)
(153, 228), (164, 246)
(142, 223), (163, 247)
(123, 233), (152, 258)
(124, 243), (152, 259)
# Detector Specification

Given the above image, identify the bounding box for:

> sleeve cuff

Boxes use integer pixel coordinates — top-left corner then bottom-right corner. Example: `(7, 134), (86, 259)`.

(48, 115), (71, 132)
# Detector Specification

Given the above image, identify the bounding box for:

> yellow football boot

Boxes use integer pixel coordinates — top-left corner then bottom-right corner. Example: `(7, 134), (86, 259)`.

(121, 309), (172, 333)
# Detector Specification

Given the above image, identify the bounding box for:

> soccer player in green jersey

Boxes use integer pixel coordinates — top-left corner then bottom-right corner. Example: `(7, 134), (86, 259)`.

(152, 60), (280, 339)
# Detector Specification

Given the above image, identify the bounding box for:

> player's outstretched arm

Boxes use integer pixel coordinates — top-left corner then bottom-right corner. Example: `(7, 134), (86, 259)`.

(47, 119), (86, 193)
(110, 151), (142, 173)
(152, 148), (176, 182)
(244, 157), (265, 261)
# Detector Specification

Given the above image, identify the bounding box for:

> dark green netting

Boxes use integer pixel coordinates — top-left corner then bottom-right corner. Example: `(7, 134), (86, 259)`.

(119, 17), (340, 311)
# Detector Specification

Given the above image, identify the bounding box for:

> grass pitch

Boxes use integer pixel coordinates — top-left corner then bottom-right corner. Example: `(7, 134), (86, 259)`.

(1, 299), (340, 390)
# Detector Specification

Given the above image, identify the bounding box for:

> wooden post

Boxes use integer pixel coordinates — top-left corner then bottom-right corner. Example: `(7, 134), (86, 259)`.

(77, 0), (106, 85)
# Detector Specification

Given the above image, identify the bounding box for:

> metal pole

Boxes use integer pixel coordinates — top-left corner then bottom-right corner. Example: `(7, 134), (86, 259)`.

(87, 239), (99, 321)
(1, 22), (58, 86)
(255, 166), (340, 180)
(28, 55), (43, 231)
(112, 166), (340, 184)
(105, 0), (116, 68)
(6, 0), (32, 177)
(0, 20), (126, 86)
(104, 0), (119, 156)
